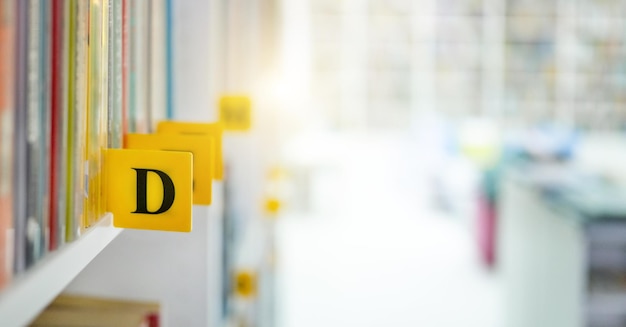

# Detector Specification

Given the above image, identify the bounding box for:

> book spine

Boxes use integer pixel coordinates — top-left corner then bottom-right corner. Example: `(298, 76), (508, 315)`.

(121, 0), (128, 138)
(0, 0), (15, 287)
(113, 0), (122, 146)
(12, 0), (27, 274)
(136, 0), (147, 133)
(49, 0), (61, 251)
(165, 0), (173, 119)
(108, 0), (122, 149)
(66, 0), (88, 241)
(145, 0), (152, 132)
(99, 0), (109, 220)
(128, 0), (137, 133)
(65, 0), (76, 243)
(25, 0), (45, 268)
(129, 0), (149, 134)
(40, 0), (51, 259)
(149, 0), (167, 130)
(86, 0), (99, 228)
(57, 0), (70, 248)
(86, 0), (108, 228)
(38, 0), (51, 261)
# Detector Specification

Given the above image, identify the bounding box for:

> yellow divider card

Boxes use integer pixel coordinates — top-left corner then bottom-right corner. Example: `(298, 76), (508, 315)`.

(156, 121), (224, 180)
(104, 149), (193, 232)
(125, 134), (214, 205)
(219, 95), (252, 131)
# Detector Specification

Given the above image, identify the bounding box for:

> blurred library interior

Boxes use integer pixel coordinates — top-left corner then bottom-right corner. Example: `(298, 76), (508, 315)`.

(2, 0), (626, 326)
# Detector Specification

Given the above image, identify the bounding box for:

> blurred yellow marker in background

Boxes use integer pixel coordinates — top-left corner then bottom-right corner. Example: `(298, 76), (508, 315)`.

(219, 95), (252, 131)
(234, 270), (257, 298)
(264, 197), (282, 217)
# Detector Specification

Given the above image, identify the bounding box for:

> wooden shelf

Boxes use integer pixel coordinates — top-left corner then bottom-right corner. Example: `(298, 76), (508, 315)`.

(0, 213), (122, 326)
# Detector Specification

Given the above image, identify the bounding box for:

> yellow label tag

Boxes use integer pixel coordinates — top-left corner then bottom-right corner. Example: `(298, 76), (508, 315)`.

(156, 121), (224, 180)
(104, 149), (193, 232)
(234, 270), (257, 298)
(125, 134), (214, 205)
(264, 197), (282, 217)
(219, 95), (252, 131)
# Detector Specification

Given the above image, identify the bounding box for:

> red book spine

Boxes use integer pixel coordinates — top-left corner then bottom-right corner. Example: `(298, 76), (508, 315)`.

(49, 0), (62, 251)
(146, 313), (160, 327)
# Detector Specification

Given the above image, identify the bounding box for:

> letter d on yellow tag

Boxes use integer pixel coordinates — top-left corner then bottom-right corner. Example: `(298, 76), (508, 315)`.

(125, 133), (214, 205)
(105, 149), (193, 232)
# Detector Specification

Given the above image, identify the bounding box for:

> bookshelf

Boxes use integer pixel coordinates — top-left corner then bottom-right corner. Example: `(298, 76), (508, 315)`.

(0, 0), (215, 325)
(0, 0), (275, 326)
(26, 0), (277, 326)
(0, 214), (120, 327)
(304, 0), (626, 132)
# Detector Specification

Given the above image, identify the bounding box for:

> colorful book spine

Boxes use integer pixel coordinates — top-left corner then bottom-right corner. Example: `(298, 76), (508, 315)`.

(86, 0), (108, 229)
(0, 0), (174, 281)
(165, 0), (173, 119)
(128, 0), (137, 133)
(145, 0), (152, 131)
(12, 0), (28, 275)
(108, 0), (123, 149)
(66, 0), (89, 241)
(49, 0), (62, 251)
(65, 0), (77, 243)
(140, 0), (149, 132)
(99, 0), (110, 222)
(150, 0), (167, 130)
(121, 0), (128, 137)
(0, 0), (15, 287)
(38, 0), (51, 261)
(25, 0), (50, 268)
(57, 0), (70, 248)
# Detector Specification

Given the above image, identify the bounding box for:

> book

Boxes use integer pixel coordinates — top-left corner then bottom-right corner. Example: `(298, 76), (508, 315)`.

(129, 0), (149, 133)
(127, 0), (138, 133)
(0, 0), (15, 287)
(149, 0), (167, 131)
(56, 0), (71, 249)
(121, 0), (128, 136)
(25, 0), (51, 268)
(31, 294), (161, 327)
(108, 0), (123, 149)
(12, 0), (28, 275)
(49, 0), (63, 251)
(165, 0), (173, 119)
(85, 0), (109, 229)
(99, 0), (110, 221)
(39, 0), (51, 260)
(66, 0), (89, 241)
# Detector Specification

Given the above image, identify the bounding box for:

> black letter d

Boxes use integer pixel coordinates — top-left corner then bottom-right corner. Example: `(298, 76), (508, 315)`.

(132, 168), (176, 214)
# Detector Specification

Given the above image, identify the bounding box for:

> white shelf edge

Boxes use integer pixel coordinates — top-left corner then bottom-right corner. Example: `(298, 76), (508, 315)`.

(0, 213), (122, 326)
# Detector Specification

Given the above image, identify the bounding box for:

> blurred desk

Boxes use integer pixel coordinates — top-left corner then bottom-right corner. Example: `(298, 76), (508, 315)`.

(500, 164), (626, 327)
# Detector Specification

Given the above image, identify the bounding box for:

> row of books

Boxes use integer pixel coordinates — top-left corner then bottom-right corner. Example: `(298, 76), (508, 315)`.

(0, 0), (173, 289)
